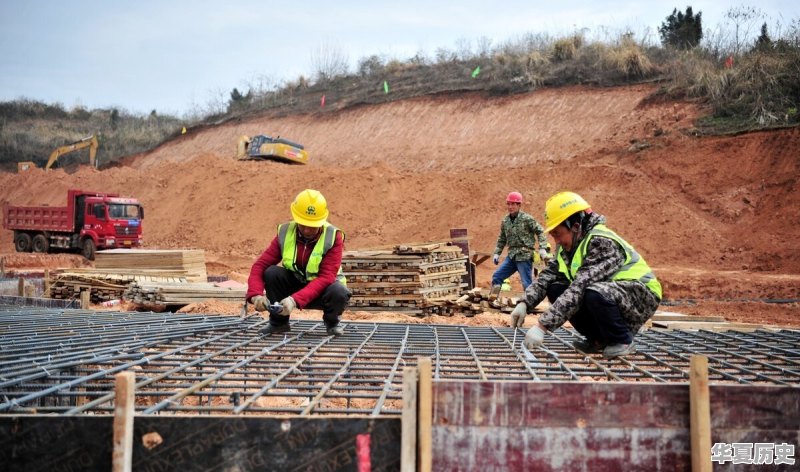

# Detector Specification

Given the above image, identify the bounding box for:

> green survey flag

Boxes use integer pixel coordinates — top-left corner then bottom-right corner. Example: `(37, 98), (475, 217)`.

(383, 81), (389, 94)
(472, 66), (481, 78)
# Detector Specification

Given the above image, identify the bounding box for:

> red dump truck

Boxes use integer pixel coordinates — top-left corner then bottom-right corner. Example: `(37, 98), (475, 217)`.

(3, 189), (144, 260)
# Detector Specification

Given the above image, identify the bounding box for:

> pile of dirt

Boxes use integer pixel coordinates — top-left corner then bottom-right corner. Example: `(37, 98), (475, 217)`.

(1, 84), (798, 326)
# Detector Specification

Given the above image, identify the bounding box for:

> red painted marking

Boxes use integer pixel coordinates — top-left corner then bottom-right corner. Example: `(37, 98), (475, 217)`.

(356, 433), (371, 472)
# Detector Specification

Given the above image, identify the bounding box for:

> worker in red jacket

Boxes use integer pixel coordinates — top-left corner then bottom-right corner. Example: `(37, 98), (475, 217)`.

(246, 189), (349, 336)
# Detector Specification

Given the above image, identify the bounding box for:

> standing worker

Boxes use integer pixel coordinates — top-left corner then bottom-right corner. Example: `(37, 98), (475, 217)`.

(246, 189), (350, 336)
(490, 191), (550, 297)
(510, 191), (661, 358)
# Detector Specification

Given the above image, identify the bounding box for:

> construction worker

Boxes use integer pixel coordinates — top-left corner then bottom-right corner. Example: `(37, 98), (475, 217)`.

(490, 191), (550, 296)
(246, 189), (350, 336)
(510, 191), (661, 359)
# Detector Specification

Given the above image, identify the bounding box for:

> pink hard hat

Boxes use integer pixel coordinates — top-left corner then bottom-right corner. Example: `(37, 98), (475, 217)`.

(506, 191), (523, 203)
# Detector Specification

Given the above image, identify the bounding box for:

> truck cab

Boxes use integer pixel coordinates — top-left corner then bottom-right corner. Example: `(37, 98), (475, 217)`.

(4, 189), (144, 260)
(78, 194), (144, 258)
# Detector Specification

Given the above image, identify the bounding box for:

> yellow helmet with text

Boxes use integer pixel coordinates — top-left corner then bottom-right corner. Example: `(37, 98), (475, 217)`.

(544, 191), (590, 232)
(290, 189), (329, 227)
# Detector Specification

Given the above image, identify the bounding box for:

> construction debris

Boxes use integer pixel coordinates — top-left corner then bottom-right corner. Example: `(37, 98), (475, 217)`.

(48, 271), (186, 303)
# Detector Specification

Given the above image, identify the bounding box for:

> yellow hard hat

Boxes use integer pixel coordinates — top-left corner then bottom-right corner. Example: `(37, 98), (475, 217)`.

(544, 191), (591, 232)
(290, 189), (329, 227)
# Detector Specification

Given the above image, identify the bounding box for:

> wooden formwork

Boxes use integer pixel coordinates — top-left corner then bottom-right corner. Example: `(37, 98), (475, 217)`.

(2, 359), (797, 471)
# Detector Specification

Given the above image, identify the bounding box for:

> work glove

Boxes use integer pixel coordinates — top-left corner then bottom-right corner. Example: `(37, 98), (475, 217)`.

(250, 295), (268, 312)
(510, 302), (527, 328)
(523, 324), (546, 349)
(538, 248), (551, 263)
(279, 296), (296, 316)
(492, 254), (500, 265)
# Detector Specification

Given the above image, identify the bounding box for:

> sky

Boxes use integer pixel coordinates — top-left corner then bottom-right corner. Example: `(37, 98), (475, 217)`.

(1, 1), (797, 116)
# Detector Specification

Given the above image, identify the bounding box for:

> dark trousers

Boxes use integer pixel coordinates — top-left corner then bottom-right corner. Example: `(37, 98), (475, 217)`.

(547, 283), (633, 345)
(263, 265), (350, 327)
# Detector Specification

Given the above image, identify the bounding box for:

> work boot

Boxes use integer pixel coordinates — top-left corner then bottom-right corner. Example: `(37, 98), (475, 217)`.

(326, 324), (344, 336)
(488, 285), (502, 301)
(572, 338), (605, 354)
(259, 323), (290, 336)
(603, 343), (635, 359)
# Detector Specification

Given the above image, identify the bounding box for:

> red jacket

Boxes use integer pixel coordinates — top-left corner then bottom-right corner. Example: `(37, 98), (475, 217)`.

(246, 227), (344, 308)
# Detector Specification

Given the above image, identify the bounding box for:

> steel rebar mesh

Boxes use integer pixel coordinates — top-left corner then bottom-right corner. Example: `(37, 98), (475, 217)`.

(1, 308), (798, 416)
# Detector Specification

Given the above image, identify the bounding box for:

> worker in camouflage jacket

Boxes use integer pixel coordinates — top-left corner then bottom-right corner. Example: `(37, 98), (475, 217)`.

(510, 191), (662, 359)
(491, 191), (550, 293)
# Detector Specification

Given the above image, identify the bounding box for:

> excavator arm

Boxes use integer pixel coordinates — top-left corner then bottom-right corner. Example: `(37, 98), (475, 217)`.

(45, 135), (98, 171)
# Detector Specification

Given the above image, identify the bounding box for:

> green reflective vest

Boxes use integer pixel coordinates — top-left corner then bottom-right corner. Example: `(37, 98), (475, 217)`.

(556, 224), (662, 299)
(278, 222), (347, 286)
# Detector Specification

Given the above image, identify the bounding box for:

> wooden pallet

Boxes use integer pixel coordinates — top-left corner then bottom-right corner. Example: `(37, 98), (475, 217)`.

(342, 243), (470, 315)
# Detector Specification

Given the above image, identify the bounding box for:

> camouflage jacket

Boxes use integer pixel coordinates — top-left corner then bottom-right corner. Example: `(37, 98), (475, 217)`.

(523, 213), (660, 334)
(494, 211), (548, 262)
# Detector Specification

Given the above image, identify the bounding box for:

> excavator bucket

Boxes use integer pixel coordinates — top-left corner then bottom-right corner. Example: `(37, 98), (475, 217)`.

(236, 134), (308, 165)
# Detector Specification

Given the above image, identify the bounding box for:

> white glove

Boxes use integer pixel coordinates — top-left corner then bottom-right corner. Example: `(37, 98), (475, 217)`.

(493, 254), (500, 265)
(523, 324), (546, 349)
(538, 248), (550, 262)
(510, 302), (527, 328)
(279, 296), (296, 316)
(250, 295), (268, 312)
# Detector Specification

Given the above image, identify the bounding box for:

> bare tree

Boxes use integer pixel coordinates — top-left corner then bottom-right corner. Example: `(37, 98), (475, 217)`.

(724, 5), (765, 56)
(310, 42), (350, 82)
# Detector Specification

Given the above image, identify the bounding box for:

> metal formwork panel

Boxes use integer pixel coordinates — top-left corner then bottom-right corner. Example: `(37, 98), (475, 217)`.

(1, 309), (798, 416)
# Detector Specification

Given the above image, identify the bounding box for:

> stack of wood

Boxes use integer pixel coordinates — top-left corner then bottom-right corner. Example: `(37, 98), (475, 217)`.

(95, 249), (208, 283)
(342, 242), (468, 316)
(48, 271), (186, 303)
(123, 281), (246, 307)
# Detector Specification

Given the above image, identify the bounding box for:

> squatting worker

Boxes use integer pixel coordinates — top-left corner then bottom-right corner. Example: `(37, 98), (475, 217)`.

(246, 189), (350, 336)
(490, 191), (551, 296)
(510, 191), (661, 359)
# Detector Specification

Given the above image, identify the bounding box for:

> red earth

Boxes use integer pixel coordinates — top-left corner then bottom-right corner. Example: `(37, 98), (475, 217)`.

(2, 84), (798, 327)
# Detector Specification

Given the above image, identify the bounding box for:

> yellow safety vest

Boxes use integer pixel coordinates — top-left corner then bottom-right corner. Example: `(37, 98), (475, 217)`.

(278, 222), (347, 286)
(556, 224), (661, 299)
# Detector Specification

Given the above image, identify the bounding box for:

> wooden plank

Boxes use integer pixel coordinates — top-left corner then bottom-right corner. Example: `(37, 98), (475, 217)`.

(430, 381), (799, 471)
(690, 356), (711, 472)
(653, 321), (764, 331)
(417, 357), (432, 472)
(112, 372), (135, 472)
(401, 366), (418, 472)
(652, 313), (726, 323)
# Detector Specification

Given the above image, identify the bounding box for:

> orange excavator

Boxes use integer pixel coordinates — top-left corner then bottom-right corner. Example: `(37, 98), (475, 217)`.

(17, 135), (99, 172)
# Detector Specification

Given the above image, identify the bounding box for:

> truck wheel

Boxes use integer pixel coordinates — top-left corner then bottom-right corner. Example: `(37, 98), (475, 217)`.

(32, 234), (50, 253)
(81, 239), (96, 260)
(15, 233), (32, 252)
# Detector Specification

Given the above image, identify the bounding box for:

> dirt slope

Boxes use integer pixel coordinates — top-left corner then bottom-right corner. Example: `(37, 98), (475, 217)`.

(1, 84), (799, 322)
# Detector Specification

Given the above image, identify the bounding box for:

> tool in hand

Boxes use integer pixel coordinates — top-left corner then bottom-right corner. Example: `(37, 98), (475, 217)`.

(240, 298), (283, 324)
(239, 299), (259, 324)
(265, 301), (284, 316)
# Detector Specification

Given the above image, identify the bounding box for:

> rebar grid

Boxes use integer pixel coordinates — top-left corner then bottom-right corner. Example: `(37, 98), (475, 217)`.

(1, 309), (798, 416)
